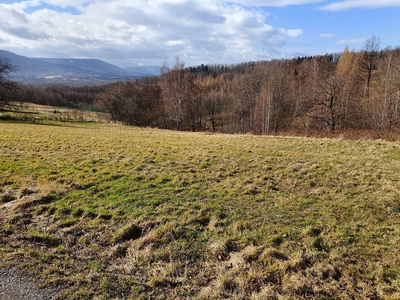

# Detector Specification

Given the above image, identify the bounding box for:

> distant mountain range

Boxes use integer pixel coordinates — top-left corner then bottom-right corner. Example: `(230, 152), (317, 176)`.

(0, 50), (160, 85)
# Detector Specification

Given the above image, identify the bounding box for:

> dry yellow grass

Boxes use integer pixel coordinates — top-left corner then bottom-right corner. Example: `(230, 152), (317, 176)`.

(1, 121), (400, 299)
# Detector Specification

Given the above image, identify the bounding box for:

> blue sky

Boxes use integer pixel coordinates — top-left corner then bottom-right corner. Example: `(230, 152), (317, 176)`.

(0, 0), (399, 67)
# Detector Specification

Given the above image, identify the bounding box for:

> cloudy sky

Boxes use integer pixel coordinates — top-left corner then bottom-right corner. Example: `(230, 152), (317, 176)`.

(1, 0), (400, 68)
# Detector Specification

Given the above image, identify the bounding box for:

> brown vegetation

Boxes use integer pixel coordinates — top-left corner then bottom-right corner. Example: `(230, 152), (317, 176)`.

(92, 36), (400, 138)
(1, 122), (400, 299)
(1, 36), (400, 139)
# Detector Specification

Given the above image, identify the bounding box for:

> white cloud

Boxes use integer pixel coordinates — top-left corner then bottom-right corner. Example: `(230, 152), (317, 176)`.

(321, 0), (400, 11)
(166, 40), (185, 46)
(286, 29), (303, 38)
(319, 33), (333, 38)
(229, 0), (324, 7)
(0, 0), (305, 66)
(337, 38), (366, 45)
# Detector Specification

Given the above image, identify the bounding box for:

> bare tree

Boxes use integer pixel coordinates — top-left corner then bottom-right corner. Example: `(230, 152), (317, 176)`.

(255, 61), (289, 134)
(186, 83), (204, 132)
(159, 57), (194, 130)
(311, 75), (348, 131)
(369, 47), (400, 136)
(233, 75), (247, 133)
(0, 56), (16, 107)
(96, 83), (126, 121)
(205, 88), (223, 132)
(332, 46), (361, 129)
(300, 56), (348, 132)
(358, 36), (380, 108)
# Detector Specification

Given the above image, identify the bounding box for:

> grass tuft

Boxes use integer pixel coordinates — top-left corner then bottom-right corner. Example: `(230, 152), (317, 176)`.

(113, 223), (143, 244)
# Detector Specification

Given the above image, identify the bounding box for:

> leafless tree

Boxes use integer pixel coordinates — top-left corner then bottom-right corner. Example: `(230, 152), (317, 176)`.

(358, 36), (380, 108)
(255, 61), (289, 134)
(0, 56), (17, 107)
(159, 58), (194, 130)
(369, 47), (400, 136)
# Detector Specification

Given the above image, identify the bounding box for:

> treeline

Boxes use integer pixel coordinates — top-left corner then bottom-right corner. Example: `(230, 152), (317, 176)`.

(4, 36), (400, 137)
(15, 84), (106, 110)
(99, 36), (400, 137)
(0, 55), (107, 110)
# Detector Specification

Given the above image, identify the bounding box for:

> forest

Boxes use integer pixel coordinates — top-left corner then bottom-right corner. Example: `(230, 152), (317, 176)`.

(2, 36), (400, 138)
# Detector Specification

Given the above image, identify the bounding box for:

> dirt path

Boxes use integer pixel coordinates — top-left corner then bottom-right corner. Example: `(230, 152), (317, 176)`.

(0, 267), (57, 300)
(1, 193), (59, 299)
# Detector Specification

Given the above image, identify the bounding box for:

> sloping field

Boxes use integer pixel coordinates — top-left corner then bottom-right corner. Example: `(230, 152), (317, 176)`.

(1, 122), (400, 299)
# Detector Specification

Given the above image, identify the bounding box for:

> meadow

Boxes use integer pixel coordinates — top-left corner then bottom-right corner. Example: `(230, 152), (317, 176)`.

(1, 120), (400, 299)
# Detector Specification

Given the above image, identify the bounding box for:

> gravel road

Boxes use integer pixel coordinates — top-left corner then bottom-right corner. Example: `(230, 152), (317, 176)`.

(0, 267), (57, 300)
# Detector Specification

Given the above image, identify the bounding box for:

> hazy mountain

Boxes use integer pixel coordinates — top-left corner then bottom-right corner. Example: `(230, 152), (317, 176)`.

(0, 50), (160, 85)
(124, 66), (161, 76)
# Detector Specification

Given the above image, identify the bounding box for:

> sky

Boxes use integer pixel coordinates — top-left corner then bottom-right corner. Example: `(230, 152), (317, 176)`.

(1, 0), (400, 68)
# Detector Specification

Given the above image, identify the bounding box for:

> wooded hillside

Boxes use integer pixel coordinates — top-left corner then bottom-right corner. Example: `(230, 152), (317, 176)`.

(4, 36), (400, 138)
(97, 36), (400, 138)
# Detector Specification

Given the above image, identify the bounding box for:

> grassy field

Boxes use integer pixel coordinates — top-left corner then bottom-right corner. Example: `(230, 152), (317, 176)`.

(0, 102), (108, 123)
(1, 120), (400, 299)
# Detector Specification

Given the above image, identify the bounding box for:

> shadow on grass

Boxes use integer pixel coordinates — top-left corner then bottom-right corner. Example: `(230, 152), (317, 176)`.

(0, 117), (99, 128)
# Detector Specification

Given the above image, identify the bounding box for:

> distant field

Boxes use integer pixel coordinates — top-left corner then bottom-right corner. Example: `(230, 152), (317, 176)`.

(1, 121), (400, 299)
(0, 102), (108, 123)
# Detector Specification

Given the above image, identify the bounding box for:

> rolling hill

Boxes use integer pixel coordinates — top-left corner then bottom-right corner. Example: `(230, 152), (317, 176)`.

(0, 50), (160, 84)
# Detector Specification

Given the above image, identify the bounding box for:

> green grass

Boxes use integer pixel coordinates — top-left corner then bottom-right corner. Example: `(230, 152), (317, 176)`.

(0, 102), (108, 123)
(1, 121), (400, 299)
